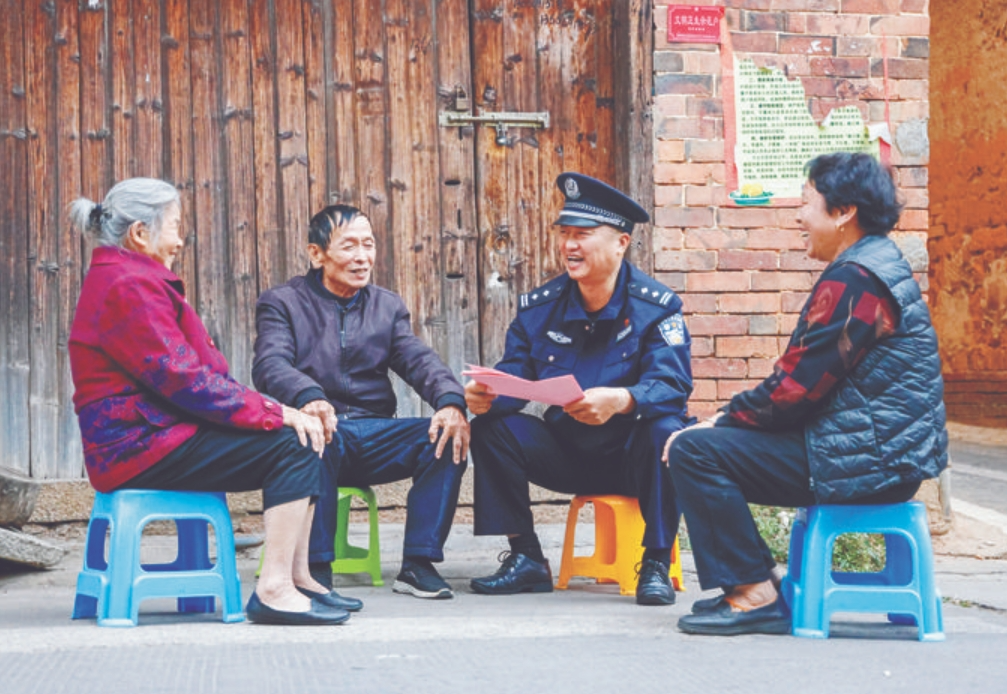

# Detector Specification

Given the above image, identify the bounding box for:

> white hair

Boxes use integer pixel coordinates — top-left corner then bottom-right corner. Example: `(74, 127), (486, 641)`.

(68, 178), (180, 248)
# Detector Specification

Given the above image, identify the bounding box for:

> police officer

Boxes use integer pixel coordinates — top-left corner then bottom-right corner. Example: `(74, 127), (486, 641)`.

(466, 173), (695, 606)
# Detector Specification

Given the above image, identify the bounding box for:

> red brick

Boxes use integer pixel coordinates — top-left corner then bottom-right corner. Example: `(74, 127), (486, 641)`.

(898, 166), (927, 188)
(782, 291), (811, 313)
(688, 315), (750, 336)
(901, 37), (929, 59)
(654, 74), (714, 96)
(750, 271), (814, 291)
(656, 140), (685, 162)
(902, 187), (928, 210)
(870, 58), (927, 80)
(654, 163), (719, 185)
(870, 14), (929, 37)
(786, 11), (806, 33)
(654, 205), (716, 227)
(780, 251), (825, 271)
(728, 0), (774, 10)
(779, 34), (835, 55)
(749, 315), (780, 335)
(751, 54), (811, 76)
(781, 313), (800, 334)
(730, 31), (779, 53)
(806, 14), (869, 35)
(720, 292), (781, 314)
(684, 185), (724, 206)
(719, 207), (778, 228)
(770, 0), (839, 9)
(686, 98), (725, 118)
(655, 95), (688, 118)
(692, 336), (715, 358)
(679, 292), (718, 314)
(776, 208), (802, 229)
(895, 78), (928, 100)
(837, 36), (877, 57)
(655, 249), (718, 271)
(841, 0), (898, 12)
(718, 336), (780, 358)
(896, 209), (928, 231)
(654, 272), (687, 292)
(686, 139), (725, 162)
(741, 10), (786, 32)
(810, 57), (870, 78)
(684, 51), (723, 74)
(685, 228), (748, 250)
(656, 116), (707, 139)
(901, 0), (925, 11)
(655, 185), (684, 207)
(693, 357), (748, 379)
(718, 379), (763, 400)
(686, 271), (751, 293)
(654, 226), (684, 249)
(748, 358), (777, 378)
(692, 379), (718, 401)
(746, 228), (806, 250)
(719, 250), (779, 270)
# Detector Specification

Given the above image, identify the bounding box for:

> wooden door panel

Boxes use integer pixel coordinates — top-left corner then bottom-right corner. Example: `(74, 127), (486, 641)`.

(473, 0), (617, 367)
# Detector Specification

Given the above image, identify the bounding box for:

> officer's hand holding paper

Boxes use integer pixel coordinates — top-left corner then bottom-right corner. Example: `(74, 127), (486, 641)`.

(462, 364), (584, 407)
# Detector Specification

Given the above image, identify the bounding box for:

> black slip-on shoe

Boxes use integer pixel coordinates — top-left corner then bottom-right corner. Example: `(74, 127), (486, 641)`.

(297, 586), (364, 612)
(677, 598), (791, 636)
(245, 592), (350, 626)
(470, 552), (554, 595)
(691, 592), (729, 614)
(308, 561), (334, 591)
(635, 558), (676, 606)
(392, 558), (454, 599)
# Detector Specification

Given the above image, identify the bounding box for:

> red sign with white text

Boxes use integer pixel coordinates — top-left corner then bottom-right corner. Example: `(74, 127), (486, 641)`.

(667, 5), (723, 44)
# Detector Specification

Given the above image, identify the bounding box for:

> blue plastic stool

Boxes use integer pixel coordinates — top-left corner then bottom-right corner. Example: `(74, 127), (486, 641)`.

(331, 486), (383, 586)
(781, 501), (944, 641)
(72, 490), (245, 627)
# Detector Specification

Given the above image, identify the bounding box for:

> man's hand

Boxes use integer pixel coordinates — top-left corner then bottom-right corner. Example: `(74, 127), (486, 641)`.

(464, 379), (497, 416)
(300, 399), (337, 443)
(661, 412), (725, 464)
(429, 405), (470, 464)
(282, 405), (327, 457)
(563, 387), (634, 426)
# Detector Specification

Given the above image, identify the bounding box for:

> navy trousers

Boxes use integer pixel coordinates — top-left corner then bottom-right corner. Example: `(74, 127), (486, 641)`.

(471, 412), (685, 551)
(667, 425), (920, 592)
(309, 417), (466, 564)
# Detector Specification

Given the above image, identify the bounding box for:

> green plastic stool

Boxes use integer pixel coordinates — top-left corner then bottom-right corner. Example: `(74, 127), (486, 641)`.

(331, 487), (384, 586)
(256, 486), (383, 586)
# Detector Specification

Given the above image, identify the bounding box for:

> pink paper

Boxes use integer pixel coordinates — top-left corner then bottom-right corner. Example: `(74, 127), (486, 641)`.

(462, 365), (584, 407)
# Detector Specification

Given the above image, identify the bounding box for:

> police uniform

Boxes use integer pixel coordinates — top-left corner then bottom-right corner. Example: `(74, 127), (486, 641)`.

(470, 174), (695, 596)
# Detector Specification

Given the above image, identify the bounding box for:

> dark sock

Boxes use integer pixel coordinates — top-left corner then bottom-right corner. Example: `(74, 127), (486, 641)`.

(508, 534), (545, 563)
(643, 548), (672, 565)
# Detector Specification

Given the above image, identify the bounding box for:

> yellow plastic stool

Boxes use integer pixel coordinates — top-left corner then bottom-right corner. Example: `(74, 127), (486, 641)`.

(556, 495), (684, 596)
(331, 486), (383, 587)
(257, 486), (383, 586)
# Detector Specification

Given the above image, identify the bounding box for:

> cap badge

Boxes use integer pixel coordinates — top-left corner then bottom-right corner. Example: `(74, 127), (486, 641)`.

(564, 177), (581, 199)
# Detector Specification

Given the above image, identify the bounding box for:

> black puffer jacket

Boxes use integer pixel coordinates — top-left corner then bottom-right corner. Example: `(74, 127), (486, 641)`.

(253, 270), (465, 418)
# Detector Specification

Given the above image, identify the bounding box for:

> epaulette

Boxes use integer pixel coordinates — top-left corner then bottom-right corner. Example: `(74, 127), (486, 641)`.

(518, 274), (568, 311)
(628, 279), (677, 308)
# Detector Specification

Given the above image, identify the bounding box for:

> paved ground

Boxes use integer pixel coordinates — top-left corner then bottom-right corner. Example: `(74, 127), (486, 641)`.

(1, 437), (1006, 694)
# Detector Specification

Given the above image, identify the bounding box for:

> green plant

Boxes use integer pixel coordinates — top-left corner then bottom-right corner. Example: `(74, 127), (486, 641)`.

(750, 505), (886, 572)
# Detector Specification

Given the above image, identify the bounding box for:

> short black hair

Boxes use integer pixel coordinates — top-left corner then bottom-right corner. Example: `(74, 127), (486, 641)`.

(308, 204), (365, 249)
(804, 152), (903, 236)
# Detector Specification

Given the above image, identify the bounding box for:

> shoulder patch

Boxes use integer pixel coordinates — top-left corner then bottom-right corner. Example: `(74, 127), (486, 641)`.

(658, 314), (686, 346)
(628, 281), (676, 308)
(519, 275), (568, 311)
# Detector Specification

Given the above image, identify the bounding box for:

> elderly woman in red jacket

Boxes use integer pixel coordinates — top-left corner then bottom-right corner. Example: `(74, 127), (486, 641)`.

(68, 177), (352, 626)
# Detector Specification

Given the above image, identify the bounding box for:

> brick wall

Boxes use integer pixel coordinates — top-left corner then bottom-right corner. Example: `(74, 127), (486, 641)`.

(651, 0), (931, 419)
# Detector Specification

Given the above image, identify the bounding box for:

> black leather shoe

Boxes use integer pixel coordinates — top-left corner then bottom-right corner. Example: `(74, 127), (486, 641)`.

(245, 591), (350, 626)
(470, 552), (553, 595)
(635, 558), (676, 606)
(691, 592), (729, 613)
(297, 586), (364, 612)
(677, 597), (790, 636)
(308, 561), (333, 590)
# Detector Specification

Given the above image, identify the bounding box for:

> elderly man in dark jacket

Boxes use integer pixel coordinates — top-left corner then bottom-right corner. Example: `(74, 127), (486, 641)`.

(253, 204), (470, 601)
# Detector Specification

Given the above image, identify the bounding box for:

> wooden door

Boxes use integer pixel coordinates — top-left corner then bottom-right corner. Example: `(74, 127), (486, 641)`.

(469, 0), (618, 367)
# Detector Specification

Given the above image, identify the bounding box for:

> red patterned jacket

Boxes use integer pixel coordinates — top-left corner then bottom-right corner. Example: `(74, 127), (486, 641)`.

(69, 247), (284, 492)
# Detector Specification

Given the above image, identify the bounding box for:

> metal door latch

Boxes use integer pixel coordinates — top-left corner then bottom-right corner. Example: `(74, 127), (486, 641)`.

(439, 109), (550, 145)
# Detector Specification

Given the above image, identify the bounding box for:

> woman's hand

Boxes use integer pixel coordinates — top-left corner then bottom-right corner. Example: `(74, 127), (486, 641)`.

(465, 379), (497, 416)
(661, 412), (725, 464)
(282, 405), (327, 457)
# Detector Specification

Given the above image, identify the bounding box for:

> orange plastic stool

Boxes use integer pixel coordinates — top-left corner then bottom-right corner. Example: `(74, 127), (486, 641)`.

(556, 495), (684, 596)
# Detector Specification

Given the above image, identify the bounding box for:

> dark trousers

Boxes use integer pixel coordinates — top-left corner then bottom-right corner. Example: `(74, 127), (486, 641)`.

(667, 425), (920, 591)
(121, 426), (323, 510)
(471, 413), (685, 551)
(309, 417), (467, 564)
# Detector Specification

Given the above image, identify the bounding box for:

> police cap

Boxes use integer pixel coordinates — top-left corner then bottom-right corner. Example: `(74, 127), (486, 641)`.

(554, 172), (650, 234)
